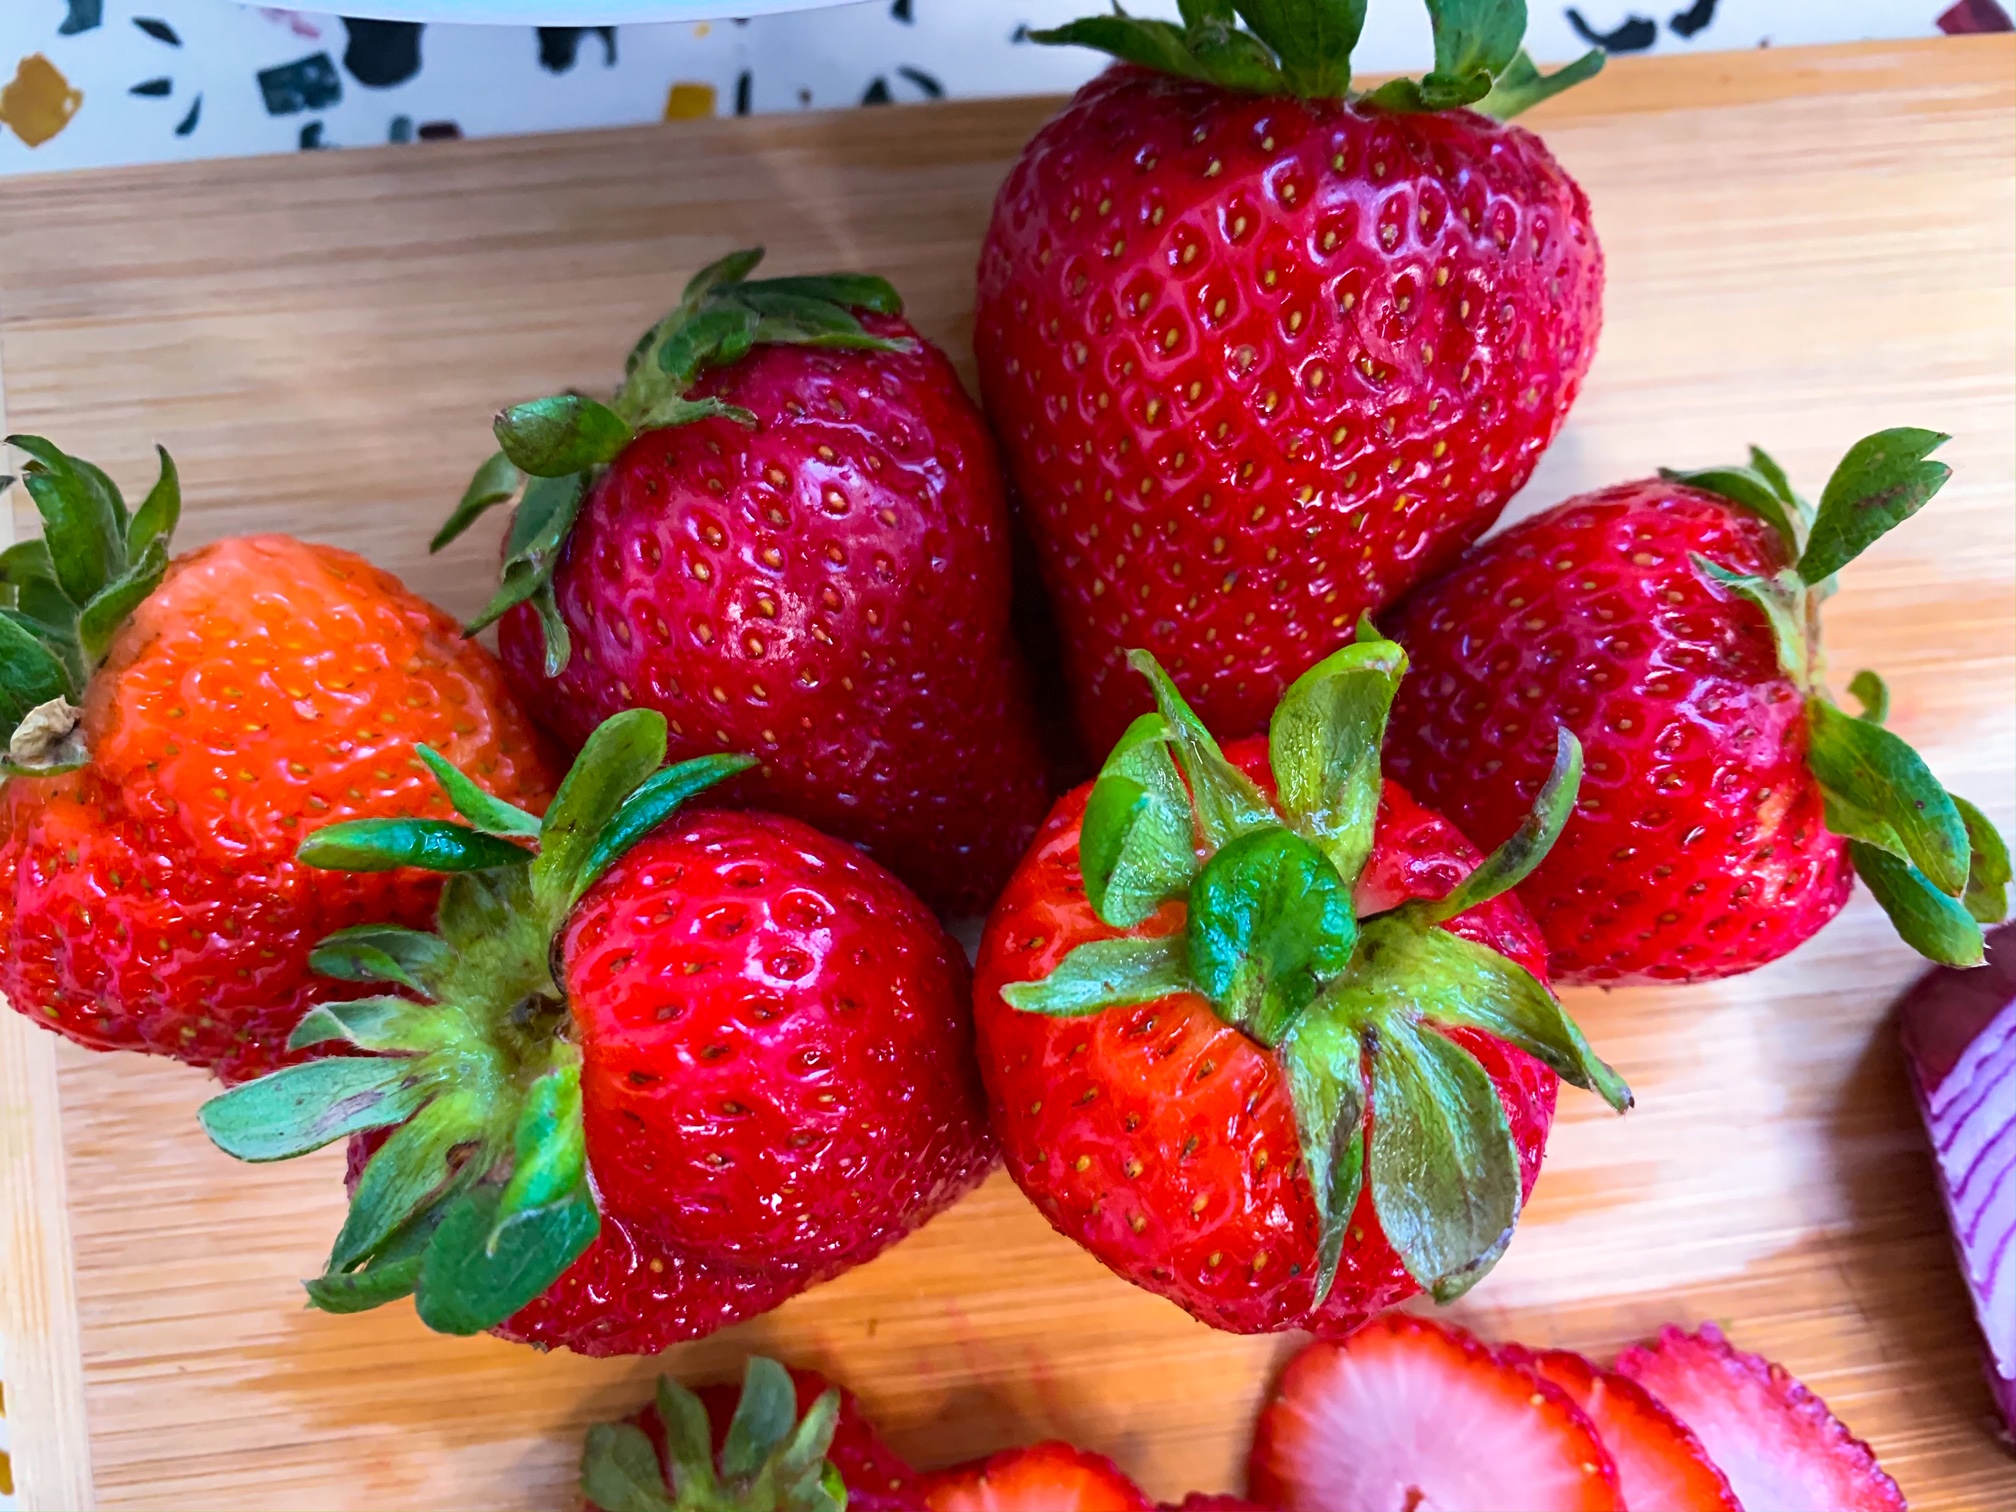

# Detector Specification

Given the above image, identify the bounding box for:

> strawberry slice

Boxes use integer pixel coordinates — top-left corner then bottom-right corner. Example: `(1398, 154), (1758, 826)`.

(924, 1443), (1154, 1512)
(1249, 1315), (1623, 1511)
(1502, 1346), (1740, 1512)
(1615, 1325), (1906, 1512)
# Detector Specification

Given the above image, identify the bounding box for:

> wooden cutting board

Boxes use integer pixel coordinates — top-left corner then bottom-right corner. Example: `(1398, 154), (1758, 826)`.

(1, 36), (2011, 1511)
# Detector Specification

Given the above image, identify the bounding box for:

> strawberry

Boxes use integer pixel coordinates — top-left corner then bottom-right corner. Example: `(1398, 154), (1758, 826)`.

(1501, 1345), (1740, 1512)
(1248, 1315), (1623, 1511)
(200, 709), (991, 1353)
(1615, 1325), (1907, 1512)
(440, 249), (1051, 916)
(924, 1443), (1153, 1512)
(973, 628), (1629, 1336)
(581, 1357), (896, 1512)
(975, 2), (1605, 755)
(0, 438), (555, 1081)
(1386, 429), (2011, 982)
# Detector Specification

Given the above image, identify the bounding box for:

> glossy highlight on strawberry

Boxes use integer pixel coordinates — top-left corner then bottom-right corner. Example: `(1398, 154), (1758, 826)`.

(0, 439), (555, 1081)
(977, 6), (1604, 752)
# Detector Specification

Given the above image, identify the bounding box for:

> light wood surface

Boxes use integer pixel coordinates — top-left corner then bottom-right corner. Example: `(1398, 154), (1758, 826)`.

(0, 37), (2011, 1511)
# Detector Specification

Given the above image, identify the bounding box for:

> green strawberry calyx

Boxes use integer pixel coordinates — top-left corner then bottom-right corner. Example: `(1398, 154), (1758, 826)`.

(1033, 0), (1603, 118)
(1002, 626), (1630, 1309)
(198, 708), (754, 1338)
(1669, 428), (2011, 967)
(431, 247), (915, 678)
(581, 1358), (848, 1512)
(0, 437), (183, 776)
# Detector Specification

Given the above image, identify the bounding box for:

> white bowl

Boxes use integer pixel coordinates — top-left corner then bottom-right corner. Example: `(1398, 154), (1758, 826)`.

(262, 0), (862, 23)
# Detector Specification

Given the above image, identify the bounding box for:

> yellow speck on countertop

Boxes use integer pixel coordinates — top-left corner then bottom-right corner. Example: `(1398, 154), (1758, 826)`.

(1, 54), (82, 148)
(664, 81), (718, 121)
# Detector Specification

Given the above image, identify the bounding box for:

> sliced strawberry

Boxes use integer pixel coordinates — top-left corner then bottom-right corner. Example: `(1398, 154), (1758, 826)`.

(924, 1442), (1153, 1512)
(1158, 1497), (1269, 1511)
(1503, 1346), (1740, 1512)
(1615, 1325), (1906, 1512)
(1249, 1315), (1623, 1511)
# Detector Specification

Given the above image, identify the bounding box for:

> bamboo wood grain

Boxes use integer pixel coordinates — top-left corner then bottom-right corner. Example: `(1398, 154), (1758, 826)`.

(0, 36), (2010, 1511)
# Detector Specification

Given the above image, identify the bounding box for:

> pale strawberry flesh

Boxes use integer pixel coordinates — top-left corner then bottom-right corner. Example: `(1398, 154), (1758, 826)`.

(1614, 1325), (1906, 1512)
(1503, 1346), (1739, 1512)
(1249, 1316), (1623, 1512)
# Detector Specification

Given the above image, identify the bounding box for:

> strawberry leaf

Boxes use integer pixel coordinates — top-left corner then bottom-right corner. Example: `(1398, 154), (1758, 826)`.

(574, 752), (759, 905)
(1187, 827), (1356, 1046)
(199, 1056), (435, 1162)
(722, 1357), (799, 1479)
(432, 450), (523, 553)
(1848, 668), (1889, 725)
(1233, 0), (1364, 96)
(1808, 697), (1969, 898)
(1799, 428), (1950, 586)
(1477, 46), (1604, 119)
(303, 1207), (443, 1316)
(0, 613), (76, 735)
(1422, 726), (1580, 923)
(464, 469), (587, 640)
(1027, 17), (1216, 82)
(414, 1178), (600, 1337)
(126, 446), (181, 562)
(1001, 933), (1195, 1017)
(1356, 914), (1631, 1109)
(495, 395), (634, 478)
(299, 818), (535, 874)
(1953, 796), (2011, 925)
(9, 435), (124, 607)
(532, 707), (668, 918)
(333, 1090), (491, 1272)
(581, 1422), (680, 1512)
(76, 537), (168, 665)
(756, 273), (904, 316)
(1691, 557), (1808, 684)
(1277, 1006), (1365, 1308)
(494, 1049), (589, 1226)
(309, 923), (454, 994)
(1367, 1014), (1521, 1302)
(1268, 631), (1406, 888)
(1081, 713), (1197, 928)
(288, 995), (455, 1055)
(1849, 841), (1985, 968)
(1665, 463), (1806, 557)
(1125, 649), (1274, 850)
(416, 743), (544, 838)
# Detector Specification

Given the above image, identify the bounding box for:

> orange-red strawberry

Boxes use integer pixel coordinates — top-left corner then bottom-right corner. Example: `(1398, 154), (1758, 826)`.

(443, 249), (1051, 917)
(1500, 1345), (1739, 1512)
(974, 630), (1628, 1336)
(1615, 1325), (1906, 1512)
(202, 710), (990, 1354)
(1249, 1316), (1624, 1511)
(1386, 429), (2009, 982)
(924, 1444), (1152, 1512)
(0, 439), (554, 1080)
(976, 4), (1605, 754)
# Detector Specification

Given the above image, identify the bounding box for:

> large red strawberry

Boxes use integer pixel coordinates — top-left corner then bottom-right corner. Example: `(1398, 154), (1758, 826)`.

(439, 249), (1050, 916)
(200, 709), (992, 1353)
(975, 3), (1605, 754)
(1386, 429), (2011, 983)
(0, 438), (555, 1081)
(973, 628), (1629, 1336)
(1249, 1315), (1624, 1511)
